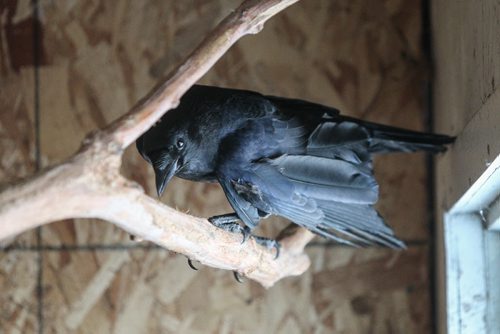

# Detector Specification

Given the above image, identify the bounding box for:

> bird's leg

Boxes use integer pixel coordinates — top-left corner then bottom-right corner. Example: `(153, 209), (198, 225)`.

(252, 236), (281, 259)
(208, 213), (250, 243)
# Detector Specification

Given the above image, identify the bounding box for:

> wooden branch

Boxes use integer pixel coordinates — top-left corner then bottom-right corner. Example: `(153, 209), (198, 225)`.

(0, 0), (312, 288)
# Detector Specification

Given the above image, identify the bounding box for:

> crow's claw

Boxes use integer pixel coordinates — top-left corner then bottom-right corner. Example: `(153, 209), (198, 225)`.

(187, 258), (198, 271)
(240, 225), (251, 244)
(252, 236), (281, 259)
(233, 271), (245, 283)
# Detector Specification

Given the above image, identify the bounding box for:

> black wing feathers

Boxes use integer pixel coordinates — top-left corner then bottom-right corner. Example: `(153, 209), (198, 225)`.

(269, 155), (378, 204)
(250, 162), (404, 248)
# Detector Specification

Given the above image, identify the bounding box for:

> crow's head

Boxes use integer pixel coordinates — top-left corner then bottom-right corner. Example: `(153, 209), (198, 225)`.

(136, 111), (193, 197)
(136, 85), (239, 196)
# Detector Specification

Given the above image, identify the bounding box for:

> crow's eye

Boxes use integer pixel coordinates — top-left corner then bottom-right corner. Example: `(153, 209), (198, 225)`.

(176, 138), (185, 150)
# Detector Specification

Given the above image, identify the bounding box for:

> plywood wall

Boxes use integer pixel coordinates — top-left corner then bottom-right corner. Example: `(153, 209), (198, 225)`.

(1, 0), (432, 333)
(432, 0), (500, 332)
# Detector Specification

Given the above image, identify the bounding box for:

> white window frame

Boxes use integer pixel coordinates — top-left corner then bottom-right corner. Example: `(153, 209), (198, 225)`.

(445, 154), (500, 333)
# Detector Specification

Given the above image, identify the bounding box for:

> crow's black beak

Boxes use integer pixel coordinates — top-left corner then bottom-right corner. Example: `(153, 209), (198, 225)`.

(154, 158), (178, 197)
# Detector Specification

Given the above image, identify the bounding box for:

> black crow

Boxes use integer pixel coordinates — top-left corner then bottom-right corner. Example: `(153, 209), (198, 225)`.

(137, 85), (453, 251)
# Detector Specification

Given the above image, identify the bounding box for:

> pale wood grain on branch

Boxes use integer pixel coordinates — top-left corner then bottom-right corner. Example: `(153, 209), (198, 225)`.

(0, 0), (313, 288)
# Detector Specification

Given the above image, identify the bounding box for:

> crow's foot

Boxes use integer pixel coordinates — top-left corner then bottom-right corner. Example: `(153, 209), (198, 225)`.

(209, 213), (250, 244)
(208, 213), (239, 224)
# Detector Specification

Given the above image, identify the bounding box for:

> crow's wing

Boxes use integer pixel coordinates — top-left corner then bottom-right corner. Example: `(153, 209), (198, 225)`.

(219, 158), (403, 248)
(218, 145), (403, 247)
(268, 155), (378, 204)
(252, 157), (403, 248)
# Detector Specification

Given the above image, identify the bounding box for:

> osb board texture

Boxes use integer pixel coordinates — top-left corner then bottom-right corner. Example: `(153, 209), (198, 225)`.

(0, 251), (38, 333)
(0, 0), (38, 247)
(37, 0), (430, 245)
(0, 0), (433, 333)
(41, 247), (429, 334)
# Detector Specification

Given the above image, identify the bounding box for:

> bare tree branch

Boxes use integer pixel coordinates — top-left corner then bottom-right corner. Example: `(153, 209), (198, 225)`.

(0, 0), (314, 288)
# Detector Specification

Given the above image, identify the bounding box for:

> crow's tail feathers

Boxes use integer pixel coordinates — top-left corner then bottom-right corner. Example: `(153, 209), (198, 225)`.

(339, 115), (455, 154)
(370, 126), (455, 153)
